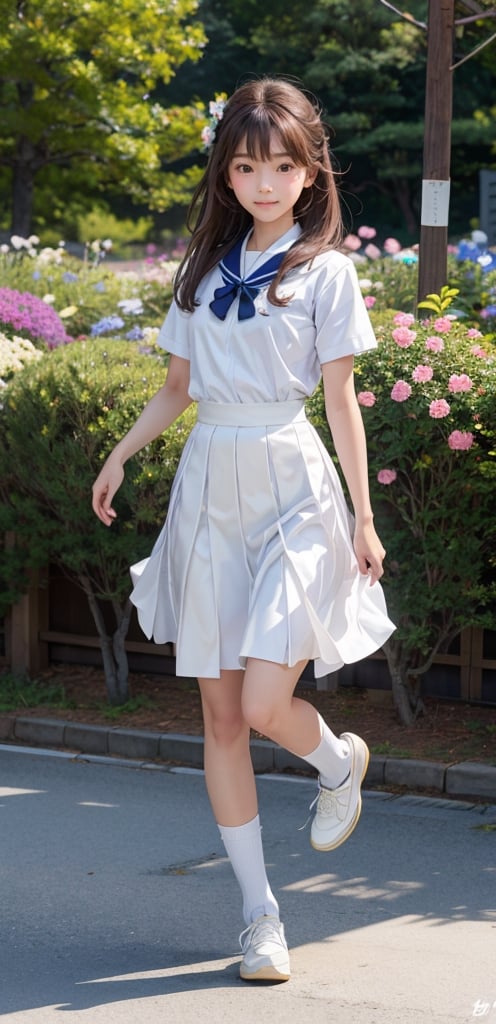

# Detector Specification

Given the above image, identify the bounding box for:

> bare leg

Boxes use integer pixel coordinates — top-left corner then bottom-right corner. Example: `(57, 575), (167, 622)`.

(242, 658), (350, 785)
(198, 669), (279, 926)
(198, 669), (256, 826)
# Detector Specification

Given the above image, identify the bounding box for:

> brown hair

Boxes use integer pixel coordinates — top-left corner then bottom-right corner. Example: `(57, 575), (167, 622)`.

(174, 78), (343, 312)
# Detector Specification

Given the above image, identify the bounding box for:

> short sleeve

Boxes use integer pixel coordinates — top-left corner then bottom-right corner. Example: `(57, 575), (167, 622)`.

(314, 258), (377, 364)
(156, 299), (191, 360)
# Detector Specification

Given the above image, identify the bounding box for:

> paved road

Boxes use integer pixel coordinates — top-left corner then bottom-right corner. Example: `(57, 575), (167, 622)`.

(1, 746), (495, 1024)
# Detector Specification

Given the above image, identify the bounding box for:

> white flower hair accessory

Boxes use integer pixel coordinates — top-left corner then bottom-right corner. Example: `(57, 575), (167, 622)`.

(201, 93), (227, 152)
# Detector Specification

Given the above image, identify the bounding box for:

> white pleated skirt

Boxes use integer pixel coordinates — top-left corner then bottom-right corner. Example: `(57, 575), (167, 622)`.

(130, 400), (395, 678)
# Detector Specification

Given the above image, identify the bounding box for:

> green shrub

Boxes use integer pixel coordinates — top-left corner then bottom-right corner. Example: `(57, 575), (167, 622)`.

(0, 338), (195, 704)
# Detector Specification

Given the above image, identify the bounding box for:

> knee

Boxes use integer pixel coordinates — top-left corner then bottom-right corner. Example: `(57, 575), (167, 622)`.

(202, 702), (248, 748)
(241, 693), (279, 738)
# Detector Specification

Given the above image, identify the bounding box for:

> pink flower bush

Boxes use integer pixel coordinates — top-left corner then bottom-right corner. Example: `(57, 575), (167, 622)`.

(392, 326), (416, 348)
(471, 344), (488, 359)
(357, 390), (376, 407)
(391, 379), (412, 402)
(448, 430), (474, 451)
(467, 328), (482, 339)
(448, 373), (473, 393)
(433, 316), (452, 333)
(364, 295), (376, 309)
(377, 468), (397, 485)
(358, 226), (377, 239)
(425, 336), (444, 353)
(412, 364), (434, 383)
(429, 398), (451, 418)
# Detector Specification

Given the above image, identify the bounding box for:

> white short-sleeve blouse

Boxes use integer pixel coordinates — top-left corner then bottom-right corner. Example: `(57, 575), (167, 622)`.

(157, 224), (376, 404)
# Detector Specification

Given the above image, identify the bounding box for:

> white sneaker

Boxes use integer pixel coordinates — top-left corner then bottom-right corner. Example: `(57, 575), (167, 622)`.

(310, 732), (369, 851)
(239, 914), (290, 982)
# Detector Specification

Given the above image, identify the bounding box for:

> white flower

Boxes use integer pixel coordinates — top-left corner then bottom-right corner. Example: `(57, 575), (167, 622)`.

(0, 244), (9, 254)
(42, 293), (56, 304)
(118, 298), (144, 315)
(101, 238), (113, 251)
(471, 229), (488, 245)
(358, 278), (373, 290)
(10, 235), (28, 249)
(28, 234), (40, 246)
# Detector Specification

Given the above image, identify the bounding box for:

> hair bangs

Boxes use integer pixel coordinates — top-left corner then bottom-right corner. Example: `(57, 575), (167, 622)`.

(237, 107), (311, 167)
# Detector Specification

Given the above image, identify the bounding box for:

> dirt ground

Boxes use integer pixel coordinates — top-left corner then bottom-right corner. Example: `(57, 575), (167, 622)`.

(11, 663), (496, 766)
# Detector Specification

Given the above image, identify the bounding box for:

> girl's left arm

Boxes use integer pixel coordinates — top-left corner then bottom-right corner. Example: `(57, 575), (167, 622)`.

(321, 356), (385, 585)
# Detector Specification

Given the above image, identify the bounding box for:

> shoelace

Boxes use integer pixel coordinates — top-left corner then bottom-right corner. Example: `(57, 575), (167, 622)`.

(239, 916), (283, 952)
(297, 784), (330, 832)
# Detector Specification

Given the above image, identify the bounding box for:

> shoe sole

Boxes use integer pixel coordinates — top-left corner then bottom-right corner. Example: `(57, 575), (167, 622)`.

(240, 963), (291, 982)
(310, 740), (370, 852)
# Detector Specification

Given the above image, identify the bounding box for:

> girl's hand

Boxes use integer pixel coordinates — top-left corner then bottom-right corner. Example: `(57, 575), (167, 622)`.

(92, 457), (125, 526)
(353, 520), (386, 586)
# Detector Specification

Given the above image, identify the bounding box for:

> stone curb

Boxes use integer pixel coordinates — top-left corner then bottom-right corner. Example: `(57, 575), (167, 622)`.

(1, 714), (496, 802)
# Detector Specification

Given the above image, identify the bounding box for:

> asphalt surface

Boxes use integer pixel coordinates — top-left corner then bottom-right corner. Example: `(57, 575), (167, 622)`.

(1, 744), (495, 1024)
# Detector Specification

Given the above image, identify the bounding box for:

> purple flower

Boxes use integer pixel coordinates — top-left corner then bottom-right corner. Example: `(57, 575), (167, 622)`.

(0, 287), (72, 347)
(62, 271), (79, 283)
(126, 326), (144, 340)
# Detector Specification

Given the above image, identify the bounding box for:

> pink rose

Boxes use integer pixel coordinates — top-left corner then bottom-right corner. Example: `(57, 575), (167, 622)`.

(383, 237), (402, 254)
(429, 398), (450, 418)
(357, 390), (376, 407)
(412, 364), (434, 383)
(364, 295), (376, 308)
(391, 379), (412, 402)
(471, 344), (488, 359)
(392, 326), (417, 348)
(393, 312), (415, 326)
(448, 430), (474, 451)
(433, 316), (453, 333)
(342, 233), (362, 251)
(425, 336), (444, 353)
(364, 243), (381, 260)
(377, 469), (397, 485)
(467, 328), (482, 339)
(358, 225), (377, 239)
(448, 373), (473, 393)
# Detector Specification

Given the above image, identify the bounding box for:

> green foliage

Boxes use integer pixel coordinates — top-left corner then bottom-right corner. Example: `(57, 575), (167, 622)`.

(77, 208), (153, 256)
(0, 671), (72, 711)
(0, 338), (196, 613)
(0, 0), (206, 232)
(307, 310), (496, 711)
(417, 286), (460, 315)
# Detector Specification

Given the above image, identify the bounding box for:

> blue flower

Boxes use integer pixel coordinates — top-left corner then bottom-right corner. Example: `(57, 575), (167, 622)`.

(126, 326), (144, 340)
(90, 315), (125, 336)
(62, 271), (79, 283)
(93, 281), (106, 293)
(32, 270), (41, 280)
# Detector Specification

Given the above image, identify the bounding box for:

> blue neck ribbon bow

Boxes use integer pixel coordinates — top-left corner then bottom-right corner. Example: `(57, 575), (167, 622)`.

(209, 236), (286, 321)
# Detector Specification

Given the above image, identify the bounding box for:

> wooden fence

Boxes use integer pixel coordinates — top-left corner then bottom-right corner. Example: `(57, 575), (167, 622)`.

(1, 565), (495, 704)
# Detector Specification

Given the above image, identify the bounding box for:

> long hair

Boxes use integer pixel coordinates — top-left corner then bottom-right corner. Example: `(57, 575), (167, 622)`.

(174, 78), (343, 312)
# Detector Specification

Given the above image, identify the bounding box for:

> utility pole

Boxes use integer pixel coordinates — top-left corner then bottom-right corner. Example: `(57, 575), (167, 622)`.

(417, 0), (455, 305)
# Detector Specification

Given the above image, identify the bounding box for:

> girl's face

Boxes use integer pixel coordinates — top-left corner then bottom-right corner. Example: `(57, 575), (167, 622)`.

(227, 133), (316, 244)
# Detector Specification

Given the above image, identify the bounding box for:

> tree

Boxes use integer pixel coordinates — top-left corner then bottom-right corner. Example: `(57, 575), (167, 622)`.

(0, 0), (206, 235)
(0, 339), (196, 704)
(173, 0), (496, 237)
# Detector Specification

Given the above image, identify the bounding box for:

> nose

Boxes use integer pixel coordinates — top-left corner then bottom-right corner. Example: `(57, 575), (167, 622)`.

(258, 181), (273, 193)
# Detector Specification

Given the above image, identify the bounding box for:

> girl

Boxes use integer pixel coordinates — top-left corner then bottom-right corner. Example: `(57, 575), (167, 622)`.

(92, 78), (395, 984)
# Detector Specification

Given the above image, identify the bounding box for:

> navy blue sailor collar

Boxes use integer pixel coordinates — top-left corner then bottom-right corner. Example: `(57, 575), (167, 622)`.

(209, 223), (302, 321)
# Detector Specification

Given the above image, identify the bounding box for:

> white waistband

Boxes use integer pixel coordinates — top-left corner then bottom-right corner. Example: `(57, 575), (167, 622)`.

(196, 400), (307, 427)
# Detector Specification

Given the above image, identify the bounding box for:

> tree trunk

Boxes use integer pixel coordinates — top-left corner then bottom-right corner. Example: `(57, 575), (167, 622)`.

(79, 574), (131, 705)
(383, 640), (419, 726)
(12, 135), (36, 237)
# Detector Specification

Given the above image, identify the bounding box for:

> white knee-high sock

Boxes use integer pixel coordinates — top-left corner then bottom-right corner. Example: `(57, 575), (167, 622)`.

(218, 814), (280, 925)
(301, 714), (351, 789)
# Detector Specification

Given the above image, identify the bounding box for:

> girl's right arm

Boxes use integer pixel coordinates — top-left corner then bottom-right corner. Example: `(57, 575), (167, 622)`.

(91, 354), (192, 526)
